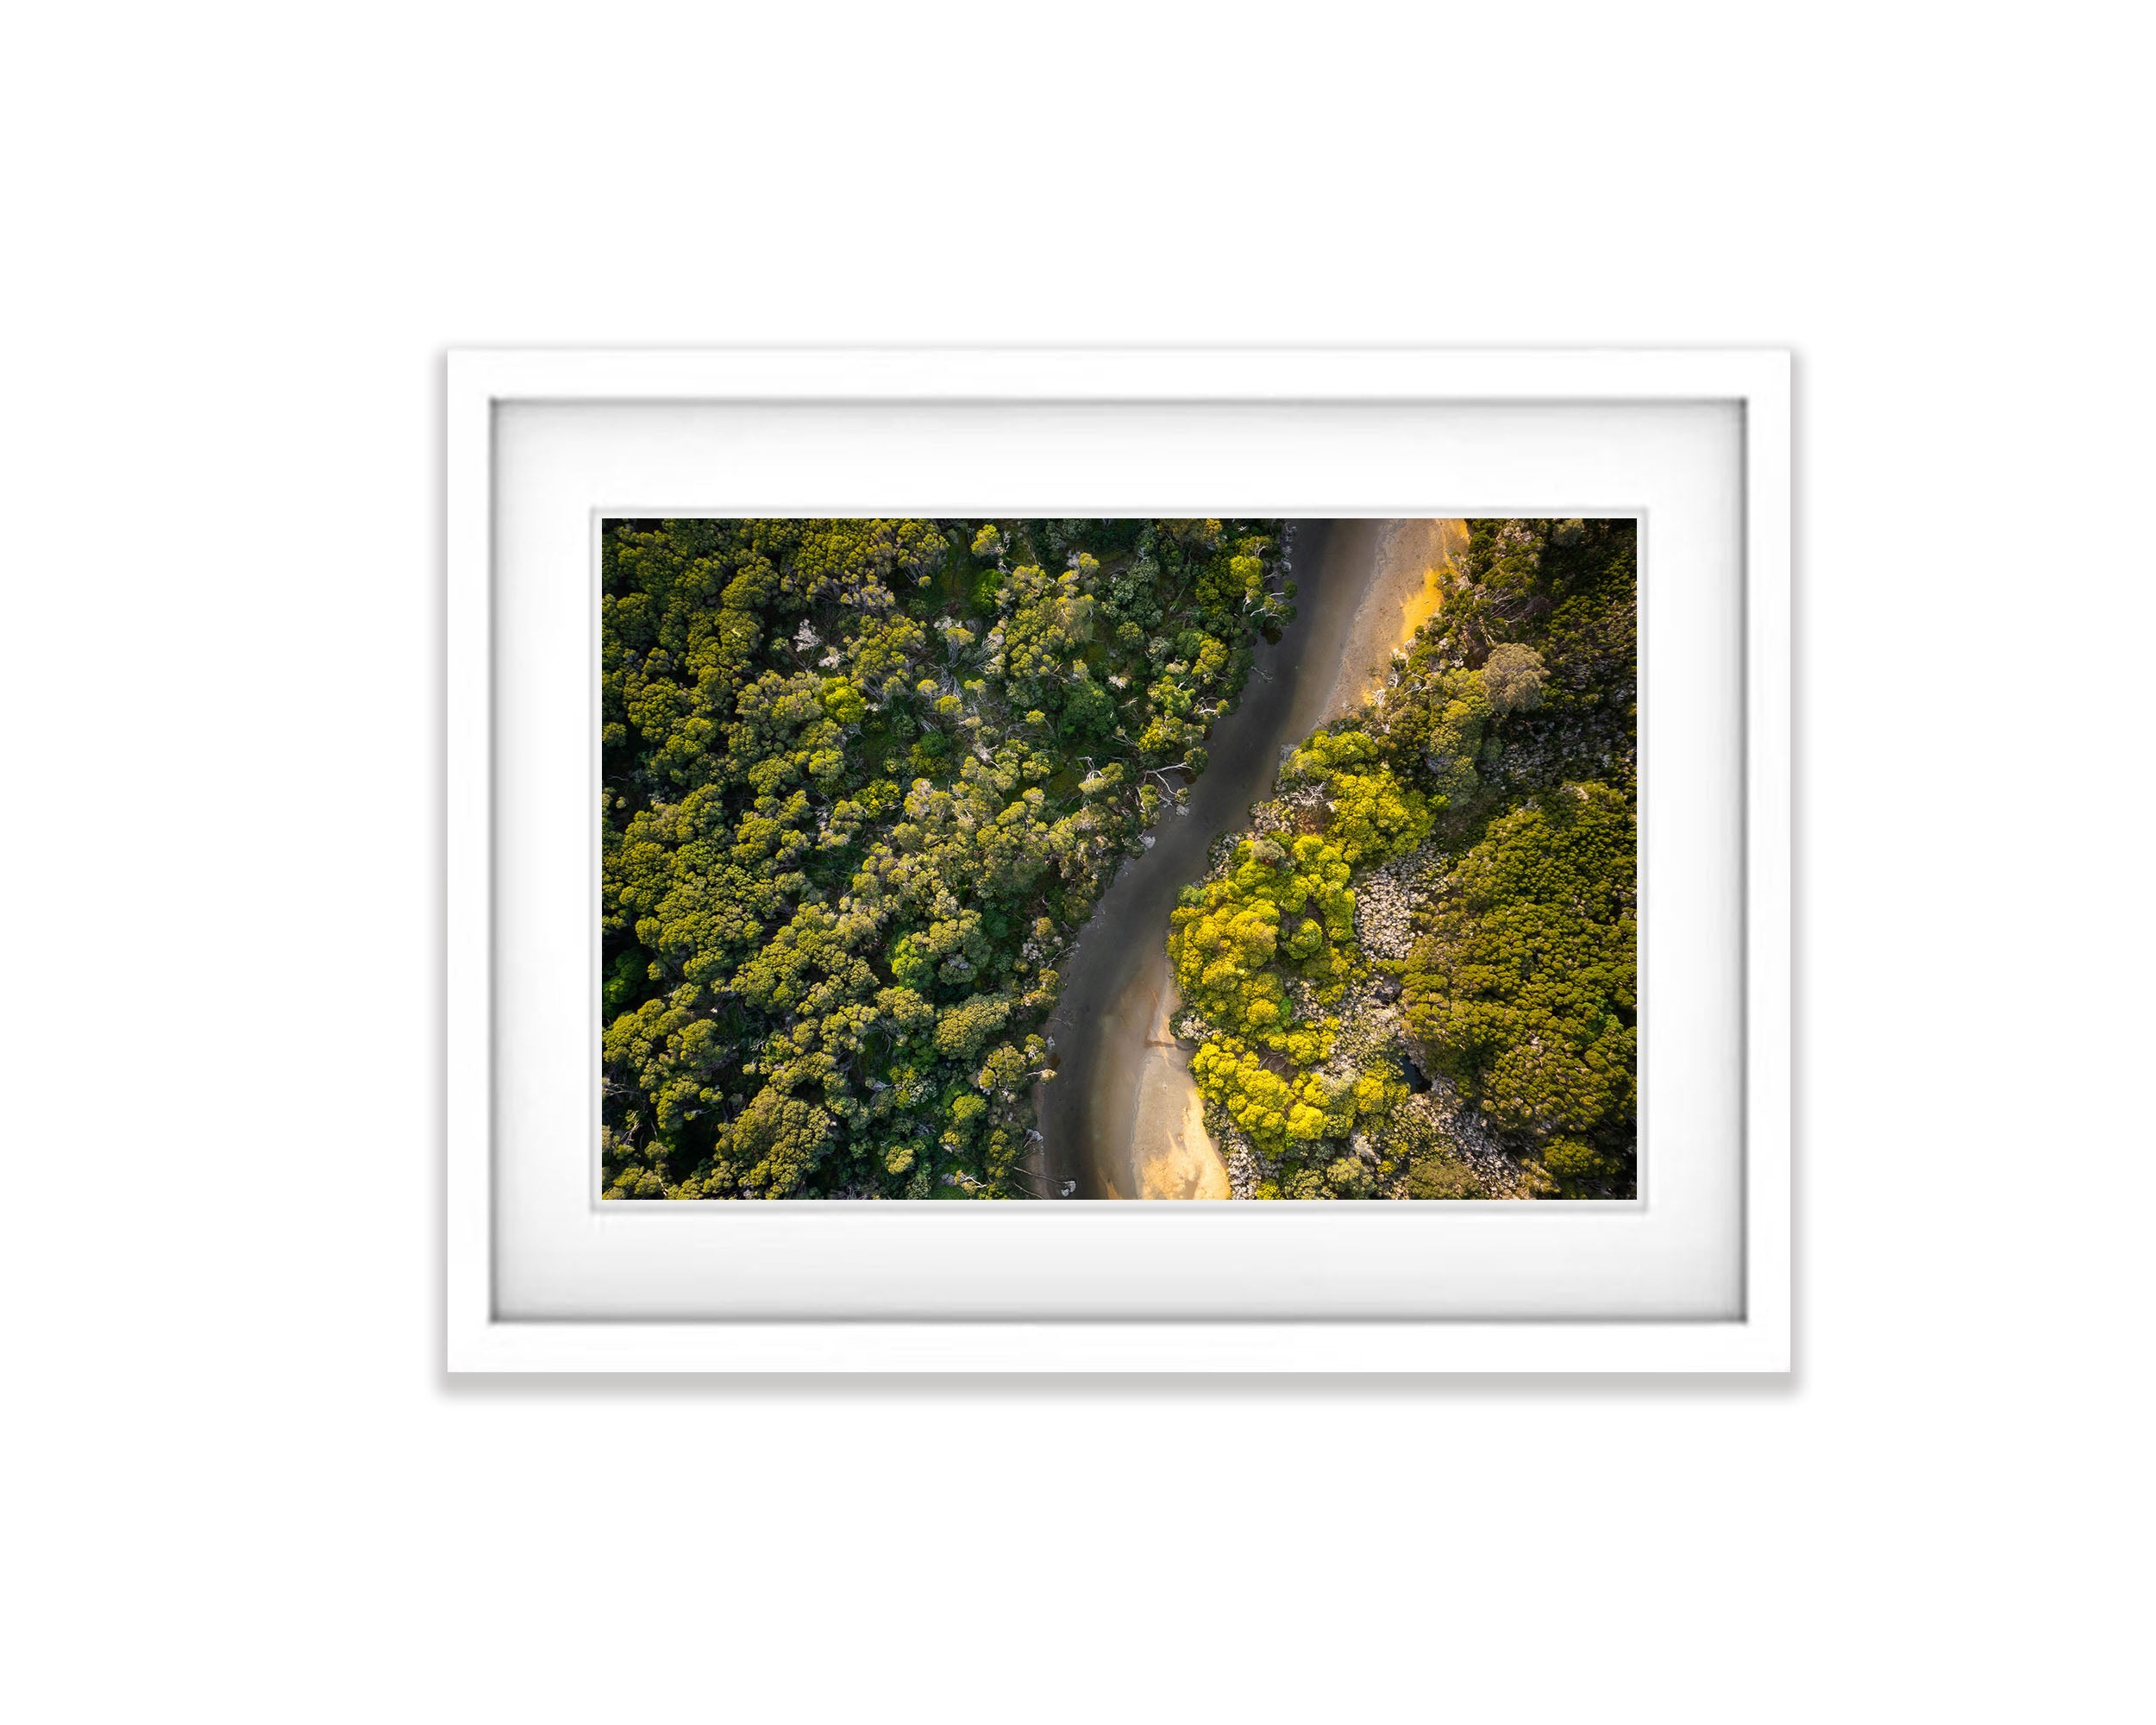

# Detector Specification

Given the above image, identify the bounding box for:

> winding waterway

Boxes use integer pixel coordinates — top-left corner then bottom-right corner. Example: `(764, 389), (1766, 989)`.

(1035, 518), (1453, 1199)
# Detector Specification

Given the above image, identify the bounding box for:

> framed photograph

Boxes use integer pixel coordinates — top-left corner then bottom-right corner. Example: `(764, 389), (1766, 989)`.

(448, 348), (1789, 1371)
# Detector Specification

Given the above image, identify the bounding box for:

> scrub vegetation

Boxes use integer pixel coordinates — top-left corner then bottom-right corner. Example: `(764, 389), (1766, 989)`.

(1169, 518), (1638, 1199)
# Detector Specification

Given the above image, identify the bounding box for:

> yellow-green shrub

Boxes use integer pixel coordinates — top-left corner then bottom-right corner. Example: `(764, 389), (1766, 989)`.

(1284, 730), (1432, 862)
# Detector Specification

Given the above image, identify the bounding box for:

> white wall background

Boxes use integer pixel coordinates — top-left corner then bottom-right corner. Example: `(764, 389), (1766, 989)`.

(3, 4), (2147, 1721)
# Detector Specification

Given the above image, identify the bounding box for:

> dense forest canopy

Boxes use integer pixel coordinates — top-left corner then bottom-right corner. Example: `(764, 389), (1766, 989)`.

(600, 518), (1292, 1200)
(1169, 518), (1639, 1198)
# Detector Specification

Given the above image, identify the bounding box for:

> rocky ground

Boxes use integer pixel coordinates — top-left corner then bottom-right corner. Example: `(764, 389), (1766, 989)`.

(1175, 794), (1537, 1201)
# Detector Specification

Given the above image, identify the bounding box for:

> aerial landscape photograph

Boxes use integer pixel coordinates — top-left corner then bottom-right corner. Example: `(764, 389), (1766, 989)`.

(601, 515), (1637, 1201)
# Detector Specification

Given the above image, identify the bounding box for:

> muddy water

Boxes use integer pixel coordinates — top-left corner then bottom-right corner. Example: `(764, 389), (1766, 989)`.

(1035, 519), (1388, 1199)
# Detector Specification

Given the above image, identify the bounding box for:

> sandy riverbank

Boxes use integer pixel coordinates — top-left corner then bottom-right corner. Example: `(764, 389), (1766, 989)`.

(1319, 518), (1466, 724)
(1128, 972), (1229, 1199)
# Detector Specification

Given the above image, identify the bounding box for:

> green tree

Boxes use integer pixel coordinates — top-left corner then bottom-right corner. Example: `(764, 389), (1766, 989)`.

(1402, 783), (1636, 1180)
(1481, 643), (1547, 715)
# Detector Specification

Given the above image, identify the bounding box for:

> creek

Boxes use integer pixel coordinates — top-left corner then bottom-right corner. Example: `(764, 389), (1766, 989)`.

(1033, 518), (1403, 1198)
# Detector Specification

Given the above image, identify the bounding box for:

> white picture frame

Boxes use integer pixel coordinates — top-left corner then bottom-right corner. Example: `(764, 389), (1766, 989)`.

(448, 348), (1790, 1372)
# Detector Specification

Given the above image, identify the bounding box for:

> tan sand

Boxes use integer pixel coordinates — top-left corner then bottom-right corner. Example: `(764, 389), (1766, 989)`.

(1130, 975), (1229, 1201)
(1319, 518), (1468, 724)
